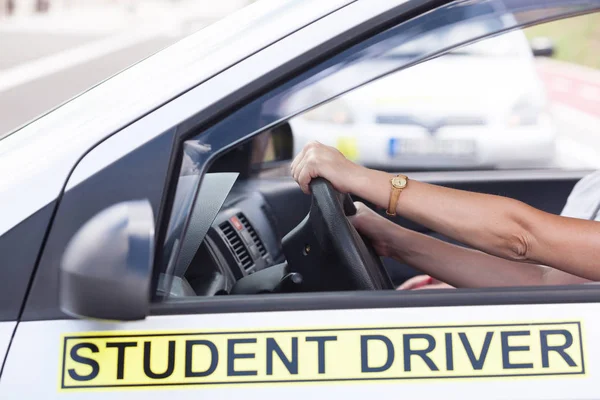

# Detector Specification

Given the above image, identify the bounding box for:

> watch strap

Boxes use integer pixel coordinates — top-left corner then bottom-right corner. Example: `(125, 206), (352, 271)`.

(386, 186), (402, 216)
(386, 174), (408, 216)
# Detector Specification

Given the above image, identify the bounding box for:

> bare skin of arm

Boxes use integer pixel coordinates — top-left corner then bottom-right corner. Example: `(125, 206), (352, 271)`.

(350, 202), (590, 288)
(291, 142), (600, 283)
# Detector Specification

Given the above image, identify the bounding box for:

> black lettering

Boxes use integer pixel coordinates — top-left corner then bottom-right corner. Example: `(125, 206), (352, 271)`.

(459, 331), (493, 370)
(185, 340), (219, 377)
(360, 335), (394, 373)
(445, 333), (453, 371)
(227, 338), (257, 376)
(266, 337), (298, 375)
(143, 341), (176, 379)
(403, 334), (439, 372)
(68, 343), (100, 382)
(306, 336), (337, 374)
(106, 342), (137, 380)
(540, 330), (576, 368)
(501, 331), (533, 369)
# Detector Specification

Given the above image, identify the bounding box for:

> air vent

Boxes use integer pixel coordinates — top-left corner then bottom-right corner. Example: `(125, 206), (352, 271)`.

(238, 213), (267, 256)
(219, 221), (253, 270)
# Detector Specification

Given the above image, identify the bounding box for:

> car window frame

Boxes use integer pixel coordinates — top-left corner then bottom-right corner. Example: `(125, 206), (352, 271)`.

(153, 0), (600, 312)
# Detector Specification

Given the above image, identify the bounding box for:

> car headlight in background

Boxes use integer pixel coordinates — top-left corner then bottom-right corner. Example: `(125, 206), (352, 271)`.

(506, 94), (545, 127)
(302, 98), (354, 124)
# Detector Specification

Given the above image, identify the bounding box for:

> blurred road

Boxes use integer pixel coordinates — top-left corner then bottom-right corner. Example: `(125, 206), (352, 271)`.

(0, 33), (177, 134)
(0, 0), (243, 136)
(537, 59), (600, 169)
(0, 32), (99, 69)
(537, 59), (600, 118)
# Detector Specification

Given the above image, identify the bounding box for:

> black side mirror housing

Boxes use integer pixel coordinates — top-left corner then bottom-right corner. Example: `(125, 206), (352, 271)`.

(60, 200), (154, 321)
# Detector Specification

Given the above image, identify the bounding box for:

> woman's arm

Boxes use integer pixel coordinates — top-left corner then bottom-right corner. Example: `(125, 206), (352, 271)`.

(292, 142), (600, 281)
(350, 203), (590, 287)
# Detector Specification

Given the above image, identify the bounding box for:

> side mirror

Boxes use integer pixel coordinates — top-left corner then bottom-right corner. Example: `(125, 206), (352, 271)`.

(530, 37), (555, 57)
(60, 200), (154, 321)
(269, 122), (295, 162)
(209, 123), (294, 177)
(251, 122), (295, 172)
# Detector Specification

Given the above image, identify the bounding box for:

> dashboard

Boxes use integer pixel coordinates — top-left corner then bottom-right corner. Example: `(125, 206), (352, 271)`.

(169, 173), (305, 297)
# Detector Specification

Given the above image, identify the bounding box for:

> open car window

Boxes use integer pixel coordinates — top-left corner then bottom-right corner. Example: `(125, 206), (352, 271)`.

(156, 0), (600, 300)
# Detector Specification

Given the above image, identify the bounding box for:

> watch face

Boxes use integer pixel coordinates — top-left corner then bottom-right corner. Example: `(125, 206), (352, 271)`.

(391, 176), (407, 188)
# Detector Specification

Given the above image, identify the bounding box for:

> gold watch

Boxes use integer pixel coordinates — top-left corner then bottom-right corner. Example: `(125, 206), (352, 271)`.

(386, 174), (408, 216)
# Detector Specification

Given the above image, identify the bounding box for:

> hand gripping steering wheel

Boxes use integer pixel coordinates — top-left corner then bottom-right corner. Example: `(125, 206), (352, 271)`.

(283, 178), (394, 291)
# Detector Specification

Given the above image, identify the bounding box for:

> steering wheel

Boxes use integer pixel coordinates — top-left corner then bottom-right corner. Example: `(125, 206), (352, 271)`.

(283, 178), (394, 291)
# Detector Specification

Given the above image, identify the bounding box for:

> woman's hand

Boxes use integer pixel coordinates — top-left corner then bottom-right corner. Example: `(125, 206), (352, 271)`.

(290, 141), (364, 194)
(348, 202), (398, 257)
(397, 275), (454, 290)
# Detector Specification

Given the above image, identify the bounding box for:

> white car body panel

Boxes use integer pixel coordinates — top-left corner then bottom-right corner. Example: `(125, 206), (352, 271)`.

(0, 304), (597, 399)
(1, 1), (599, 399)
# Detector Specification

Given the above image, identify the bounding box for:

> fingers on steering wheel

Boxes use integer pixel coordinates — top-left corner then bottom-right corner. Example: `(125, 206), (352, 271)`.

(292, 158), (304, 186)
(292, 156), (303, 181)
(290, 145), (308, 177)
(297, 166), (313, 194)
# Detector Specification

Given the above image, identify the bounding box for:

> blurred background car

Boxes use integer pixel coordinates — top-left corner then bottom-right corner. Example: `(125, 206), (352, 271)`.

(289, 27), (557, 171)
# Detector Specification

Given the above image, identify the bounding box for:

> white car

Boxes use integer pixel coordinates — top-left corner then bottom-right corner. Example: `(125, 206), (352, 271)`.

(1, 0), (600, 399)
(290, 29), (556, 170)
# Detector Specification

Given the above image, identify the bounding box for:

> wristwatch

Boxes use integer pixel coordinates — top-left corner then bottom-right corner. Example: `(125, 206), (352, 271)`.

(386, 174), (408, 216)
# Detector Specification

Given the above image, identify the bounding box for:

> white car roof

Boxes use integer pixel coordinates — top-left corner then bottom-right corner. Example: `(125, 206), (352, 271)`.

(0, 0), (352, 236)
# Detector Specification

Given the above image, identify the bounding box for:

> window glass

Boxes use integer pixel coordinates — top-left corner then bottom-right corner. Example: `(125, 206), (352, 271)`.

(291, 16), (600, 172)
(156, 1), (600, 300)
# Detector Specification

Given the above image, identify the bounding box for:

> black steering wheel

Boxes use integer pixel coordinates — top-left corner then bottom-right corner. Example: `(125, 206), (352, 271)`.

(283, 178), (394, 291)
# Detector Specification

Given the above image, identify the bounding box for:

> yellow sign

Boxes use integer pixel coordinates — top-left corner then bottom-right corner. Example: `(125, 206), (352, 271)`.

(60, 322), (584, 390)
(336, 137), (359, 161)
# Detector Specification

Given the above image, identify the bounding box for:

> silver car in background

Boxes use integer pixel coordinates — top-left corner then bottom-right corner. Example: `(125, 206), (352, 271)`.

(290, 26), (556, 170)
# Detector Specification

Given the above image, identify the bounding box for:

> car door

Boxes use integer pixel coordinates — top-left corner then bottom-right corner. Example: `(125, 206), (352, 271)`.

(2, 0), (600, 399)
